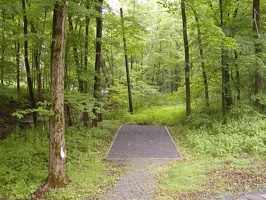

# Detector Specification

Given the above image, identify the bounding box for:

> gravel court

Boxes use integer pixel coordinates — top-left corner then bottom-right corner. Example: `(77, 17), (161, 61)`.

(105, 125), (183, 160)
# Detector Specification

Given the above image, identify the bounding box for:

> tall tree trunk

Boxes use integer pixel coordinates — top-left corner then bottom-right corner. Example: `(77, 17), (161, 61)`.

(120, 8), (133, 114)
(15, 42), (20, 93)
(235, 50), (240, 101)
(82, 0), (91, 126)
(100, 56), (111, 87)
(1, 11), (5, 85)
(92, 0), (104, 127)
(32, 42), (43, 101)
(84, 0), (90, 93)
(106, 44), (114, 85)
(220, 0), (232, 115)
(68, 16), (83, 92)
(181, 0), (191, 117)
(46, 0), (68, 189)
(27, 1), (46, 101)
(253, 0), (262, 109)
(21, 0), (37, 127)
(192, 8), (210, 114)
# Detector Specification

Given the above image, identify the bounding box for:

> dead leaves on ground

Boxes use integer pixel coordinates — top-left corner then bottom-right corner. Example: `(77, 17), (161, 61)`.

(176, 159), (266, 200)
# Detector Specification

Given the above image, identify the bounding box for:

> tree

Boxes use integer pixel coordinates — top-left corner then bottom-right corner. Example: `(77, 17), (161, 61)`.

(191, 6), (210, 113)
(219, 0), (232, 115)
(181, 0), (191, 117)
(46, 0), (68, 188)
(21, 0), (38, 126)
(92, 0), (104, 127)
(120, 7), (133, 114)
(253, 0), (263, 109)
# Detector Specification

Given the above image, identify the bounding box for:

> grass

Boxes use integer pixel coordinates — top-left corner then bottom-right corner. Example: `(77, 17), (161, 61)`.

(0, 121), (122, 199)
(122, 105), (186, 126)
(156, 156), (266, 200)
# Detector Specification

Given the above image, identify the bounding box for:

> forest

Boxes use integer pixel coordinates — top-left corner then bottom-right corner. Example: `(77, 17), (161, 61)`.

(0, 0), (266, 199)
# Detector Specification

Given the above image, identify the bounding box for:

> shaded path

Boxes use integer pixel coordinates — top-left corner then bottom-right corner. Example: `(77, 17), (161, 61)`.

(103, 160), (168, 200)
(103, 125), (180, 199)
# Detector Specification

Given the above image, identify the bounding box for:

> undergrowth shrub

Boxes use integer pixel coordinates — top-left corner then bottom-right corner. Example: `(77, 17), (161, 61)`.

(185, 114), (266, 157)
(0, 122), (119, 199)
(123, 106), (186, 126)
(104, 92), (178, 121)
(0, 127), (48, 199)
(0, 85), (28, 104)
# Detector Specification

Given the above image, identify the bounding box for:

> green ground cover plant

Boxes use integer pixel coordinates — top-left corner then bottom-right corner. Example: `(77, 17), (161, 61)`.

(122, 105), (186, 126)
(0, 122), (121, 199)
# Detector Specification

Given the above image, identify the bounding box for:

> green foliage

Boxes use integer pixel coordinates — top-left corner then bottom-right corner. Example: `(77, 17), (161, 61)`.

(65, 90), (97, 120)
(123, 105), (186, 126)
(182, 107), (266, 157)
(12, 100), (54, 120)
(0, 85), (27, 104)
(0, 122), (120, 199)
(0, 127), (48, 199)
(252, 93), (266, 107)
(104, 88), (181, 121)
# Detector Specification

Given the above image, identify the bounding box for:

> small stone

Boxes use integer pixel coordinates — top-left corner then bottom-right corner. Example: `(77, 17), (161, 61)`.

(260, 194), (266, 199)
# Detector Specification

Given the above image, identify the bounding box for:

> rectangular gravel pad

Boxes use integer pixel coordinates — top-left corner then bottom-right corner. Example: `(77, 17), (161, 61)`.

(105, 125), (182, 160)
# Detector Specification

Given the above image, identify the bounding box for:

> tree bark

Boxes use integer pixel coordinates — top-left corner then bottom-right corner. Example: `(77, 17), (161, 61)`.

(27, 1), (46, 101)
(120, 8), (133, 114)
(1, 11), (5, 85)
(68, 16), (83, 92)
(192, 8), (210, 114)
(253, 0), (262, 109)
(100, 56), (111, 88)
(82, 0), (90, 126)
(46, 0), (68, 189)
(220, 0), (232, 115)
(84, 0), (90, 93)
(181, 0), (191, 117)
(92, 0), (104, 127)
(21, 0), (37, 127)
(31, 24), (43, 101)
(235, 50), (240, 101)
(15, 42), (20, 93)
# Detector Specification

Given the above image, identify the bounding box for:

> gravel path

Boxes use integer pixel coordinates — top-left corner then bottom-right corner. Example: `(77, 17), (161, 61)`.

(106, 125), (182, 160)
(102, 160), (168, 200)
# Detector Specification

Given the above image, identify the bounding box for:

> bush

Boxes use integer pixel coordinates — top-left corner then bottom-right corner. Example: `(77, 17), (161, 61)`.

(123, 106), (186, 126)
(185, 115), (266, 157)
(0, 127), (48, 199)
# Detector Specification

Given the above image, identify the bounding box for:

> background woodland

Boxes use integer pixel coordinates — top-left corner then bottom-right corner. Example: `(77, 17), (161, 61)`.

(0, 0), (266, 199)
